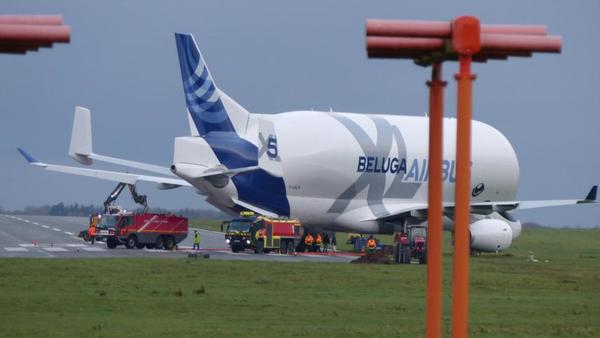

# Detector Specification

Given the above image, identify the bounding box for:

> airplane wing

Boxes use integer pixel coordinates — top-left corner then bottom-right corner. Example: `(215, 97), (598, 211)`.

(468, 186), (597, 213)
(18, 148), (191, 189)
(358, 185), (597, 222)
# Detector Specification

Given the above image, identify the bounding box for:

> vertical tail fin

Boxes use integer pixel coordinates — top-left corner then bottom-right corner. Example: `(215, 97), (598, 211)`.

(175, 33), (246, 136)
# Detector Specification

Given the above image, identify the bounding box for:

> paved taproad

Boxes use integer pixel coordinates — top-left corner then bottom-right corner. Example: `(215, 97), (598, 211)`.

(0, 215), (355, 262)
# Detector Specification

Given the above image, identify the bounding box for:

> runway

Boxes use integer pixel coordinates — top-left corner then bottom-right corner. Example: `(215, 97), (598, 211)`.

(0, 214), (355, 262)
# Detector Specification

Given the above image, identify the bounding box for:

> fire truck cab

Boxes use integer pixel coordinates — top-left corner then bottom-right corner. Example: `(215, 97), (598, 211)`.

(224, 215), (256, 253)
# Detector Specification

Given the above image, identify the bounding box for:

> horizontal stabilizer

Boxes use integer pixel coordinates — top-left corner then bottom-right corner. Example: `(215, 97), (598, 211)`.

(171, 162), (259, 181)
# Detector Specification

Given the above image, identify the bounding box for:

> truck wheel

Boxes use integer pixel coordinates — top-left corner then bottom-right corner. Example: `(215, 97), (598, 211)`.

(136, 243), (145, 249)
(155, 236), (165, 250)
(106, 237), (118, 249)
(256, 240), (264, 254)
(125, 235), (138, 249)
(83, 232), (90, 241)
(164, 236), (175, 250)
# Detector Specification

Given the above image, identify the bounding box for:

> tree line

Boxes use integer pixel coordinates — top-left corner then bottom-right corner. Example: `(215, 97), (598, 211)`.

(4, 202), (226, 219)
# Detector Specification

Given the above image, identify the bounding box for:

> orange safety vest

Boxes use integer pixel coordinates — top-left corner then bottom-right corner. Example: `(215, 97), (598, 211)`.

(367, 239), (376, 249)
(305, 234), (313, 245)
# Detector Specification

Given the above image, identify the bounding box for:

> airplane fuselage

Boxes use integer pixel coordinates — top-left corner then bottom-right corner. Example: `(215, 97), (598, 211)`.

(176, 110), (520, 233)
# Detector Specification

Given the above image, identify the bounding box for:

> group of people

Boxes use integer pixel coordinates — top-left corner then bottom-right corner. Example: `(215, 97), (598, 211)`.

(303, 232), (337, 253)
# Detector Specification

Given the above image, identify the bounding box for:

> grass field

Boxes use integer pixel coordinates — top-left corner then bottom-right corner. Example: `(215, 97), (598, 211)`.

(0, 227), (598, 337)
(189, 219), (224, 232)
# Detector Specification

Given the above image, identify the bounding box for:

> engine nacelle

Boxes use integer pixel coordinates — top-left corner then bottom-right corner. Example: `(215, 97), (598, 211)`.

(470, 219), (513, 252)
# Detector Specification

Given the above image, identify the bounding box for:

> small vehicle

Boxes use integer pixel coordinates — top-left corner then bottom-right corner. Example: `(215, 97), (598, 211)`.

(224, 216), (256, 253)
(250, 217), (303, 254)
(96, 212), (188, 250)
(397, 225), (428, 264)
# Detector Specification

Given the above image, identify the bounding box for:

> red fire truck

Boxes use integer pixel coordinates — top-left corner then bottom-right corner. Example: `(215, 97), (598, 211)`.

(96, 213), (188, 250)
(249, 217), (303, 254)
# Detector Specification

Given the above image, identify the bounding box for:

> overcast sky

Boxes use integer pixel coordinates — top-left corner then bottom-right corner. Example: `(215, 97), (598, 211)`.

(1, 1), (598, 227)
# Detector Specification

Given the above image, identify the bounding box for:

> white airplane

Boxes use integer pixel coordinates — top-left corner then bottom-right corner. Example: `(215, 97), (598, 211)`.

(19, 33), (597, 252)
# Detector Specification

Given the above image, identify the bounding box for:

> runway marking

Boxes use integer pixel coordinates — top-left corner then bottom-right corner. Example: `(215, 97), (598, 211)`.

(24, 220), (30, 223)
(5, 247), (28, 252)
(52, 228), (61, 232)
(19, 244), (36, 247)
(143, 249), (168, 253)
(32, 222), (39, 225)
(64, 231), (74, 236)
(43, 247), (69, 252)
(16, 218), (23, 221)
(41, 225), (49, 229)
(82, 247), (106, 252)
(65, 244), (87, 247)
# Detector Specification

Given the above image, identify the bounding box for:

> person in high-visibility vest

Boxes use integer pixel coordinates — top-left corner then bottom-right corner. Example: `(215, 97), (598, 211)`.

(88, 214), (98, 244)
(193, 230), (201, 250)
(366, 236), (377, 253)
(304, 233), (314, 252)
(315, 233), (323, 252)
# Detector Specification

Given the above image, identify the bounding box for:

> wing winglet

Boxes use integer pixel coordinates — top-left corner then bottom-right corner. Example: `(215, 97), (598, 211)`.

(585, 185), (597, 201)
(17, 148), (46, 167)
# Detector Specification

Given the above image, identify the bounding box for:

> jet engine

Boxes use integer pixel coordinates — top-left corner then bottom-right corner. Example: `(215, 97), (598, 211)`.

(470, 219), (513, 252)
